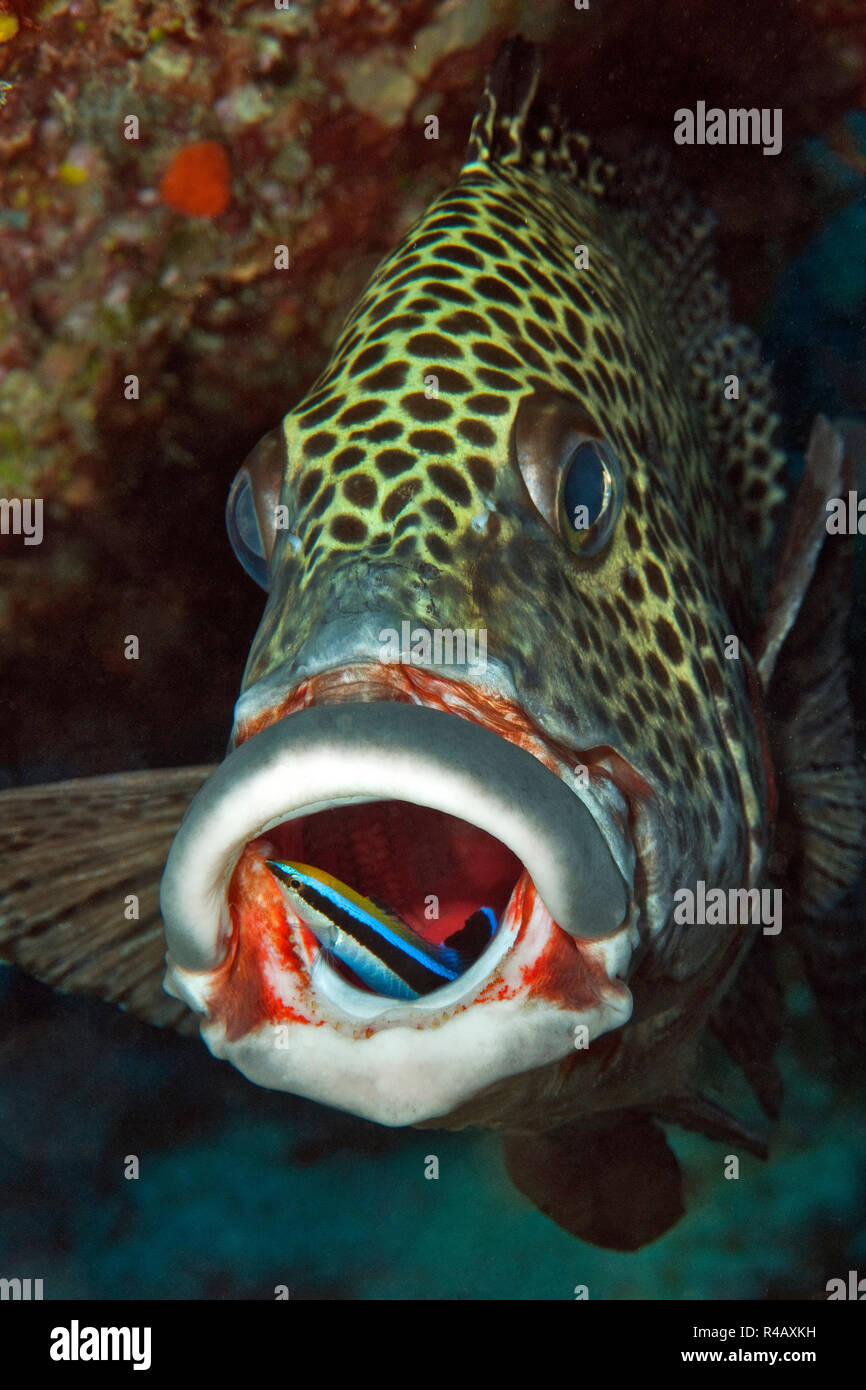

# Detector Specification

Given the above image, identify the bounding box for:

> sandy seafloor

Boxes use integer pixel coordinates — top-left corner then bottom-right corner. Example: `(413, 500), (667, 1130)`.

(1, 15), (865, 1301)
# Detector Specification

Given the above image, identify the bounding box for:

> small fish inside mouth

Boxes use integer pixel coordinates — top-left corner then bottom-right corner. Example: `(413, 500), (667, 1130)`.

(266, 858), (499, 1001)
(256, 800), (521, 1002)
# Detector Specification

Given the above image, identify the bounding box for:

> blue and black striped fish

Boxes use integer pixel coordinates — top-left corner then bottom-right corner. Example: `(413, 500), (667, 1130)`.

(267, 858), (497, 1001)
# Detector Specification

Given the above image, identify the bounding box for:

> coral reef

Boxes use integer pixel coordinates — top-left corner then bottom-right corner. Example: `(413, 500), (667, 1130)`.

(0, 0), (564, 773)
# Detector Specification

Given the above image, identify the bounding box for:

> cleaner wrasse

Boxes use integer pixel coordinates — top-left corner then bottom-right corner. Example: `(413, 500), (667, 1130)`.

(265, 858), (496, 1001)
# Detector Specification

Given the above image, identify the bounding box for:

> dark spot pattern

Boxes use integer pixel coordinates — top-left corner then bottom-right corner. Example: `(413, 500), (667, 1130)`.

(458, 419), (496, 447)
(342, 473), (378, 508)
(408, 428), (455, 455)
(330, 515), (367, 543)
(303, 431), (337, 459)
(401, 393), (453, 423)
(338, 400), (384, 426)
(361, 363), (409, 392)
(270, 144), (779, 912)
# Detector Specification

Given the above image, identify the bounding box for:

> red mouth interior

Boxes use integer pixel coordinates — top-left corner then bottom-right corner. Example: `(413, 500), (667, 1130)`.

(263, 799), (522, 954)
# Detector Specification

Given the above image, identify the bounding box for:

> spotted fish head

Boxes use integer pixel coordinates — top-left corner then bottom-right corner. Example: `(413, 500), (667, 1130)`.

(160, 40), (787, 1129)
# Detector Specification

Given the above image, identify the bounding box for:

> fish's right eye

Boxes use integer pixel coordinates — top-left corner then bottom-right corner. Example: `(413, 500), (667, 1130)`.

(226, 471), (269, 588)
(225, 427), (287, 590)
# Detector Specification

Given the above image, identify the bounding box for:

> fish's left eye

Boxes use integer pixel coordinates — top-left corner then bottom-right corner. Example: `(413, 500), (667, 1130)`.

(512, 393), (624, 561)
(558, 439), (622, 556)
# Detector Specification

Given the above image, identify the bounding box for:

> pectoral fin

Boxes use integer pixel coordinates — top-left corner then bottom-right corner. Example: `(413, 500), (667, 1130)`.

(0, 766), (214, 1033)
(502, 1113), (684, 1250)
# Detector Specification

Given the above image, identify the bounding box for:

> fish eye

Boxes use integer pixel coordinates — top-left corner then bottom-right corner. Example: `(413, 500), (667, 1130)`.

(512, 393), (624, 561)
(557, 438), (622, 556)
(225, 427), (287, 590)
(288, 877), (300, 890)
(226, 471), (269, 588)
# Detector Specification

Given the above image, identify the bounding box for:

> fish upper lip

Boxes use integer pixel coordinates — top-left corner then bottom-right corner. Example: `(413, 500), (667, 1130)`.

(236, 662), (643, 937)
(160, 684), (633, 967)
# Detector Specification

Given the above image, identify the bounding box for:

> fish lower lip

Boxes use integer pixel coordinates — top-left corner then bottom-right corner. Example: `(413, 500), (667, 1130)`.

(159, 702), (630, 975)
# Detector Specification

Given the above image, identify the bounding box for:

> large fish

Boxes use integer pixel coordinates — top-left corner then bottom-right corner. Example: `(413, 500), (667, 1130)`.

(1, 38), (863, 1251)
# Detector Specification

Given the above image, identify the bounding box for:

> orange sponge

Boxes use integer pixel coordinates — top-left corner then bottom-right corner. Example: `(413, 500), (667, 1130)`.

(159, 141), (231, 217)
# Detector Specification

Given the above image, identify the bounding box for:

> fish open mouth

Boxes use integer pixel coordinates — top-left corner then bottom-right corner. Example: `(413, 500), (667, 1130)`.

(160, 667), (640, 1125)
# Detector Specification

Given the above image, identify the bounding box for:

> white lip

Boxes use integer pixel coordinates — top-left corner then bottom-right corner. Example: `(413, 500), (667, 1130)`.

(175, 887), (637, 1127)
(159, 700), (639, 1125)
